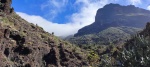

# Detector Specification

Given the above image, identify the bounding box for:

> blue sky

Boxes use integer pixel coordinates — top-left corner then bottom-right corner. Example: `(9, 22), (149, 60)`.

(12, 0), (77, 23)
(12, 0), (150, 36)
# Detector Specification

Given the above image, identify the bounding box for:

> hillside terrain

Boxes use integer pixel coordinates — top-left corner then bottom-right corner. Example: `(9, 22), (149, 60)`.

(0, 0), (89, 67)
(67, 26), (141, 45)
(68, 22), (150, 67)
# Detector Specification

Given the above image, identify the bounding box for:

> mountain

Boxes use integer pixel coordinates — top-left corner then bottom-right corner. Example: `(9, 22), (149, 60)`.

(75, 3), (150, 37)
(66, 3), (150, 45)
(0, 0), (89, 67)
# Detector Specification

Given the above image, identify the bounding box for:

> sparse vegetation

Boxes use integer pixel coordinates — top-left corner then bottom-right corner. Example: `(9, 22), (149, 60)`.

(87, 50), (99, 66)
(67, 26), (141, 45)
(117, 35), (150, 67)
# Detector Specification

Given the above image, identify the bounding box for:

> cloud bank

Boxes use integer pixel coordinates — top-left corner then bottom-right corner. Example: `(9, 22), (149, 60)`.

(17, 0), (148, 37)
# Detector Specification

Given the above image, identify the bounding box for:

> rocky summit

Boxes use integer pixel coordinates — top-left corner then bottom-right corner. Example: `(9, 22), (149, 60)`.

(0, 0), (88, 67)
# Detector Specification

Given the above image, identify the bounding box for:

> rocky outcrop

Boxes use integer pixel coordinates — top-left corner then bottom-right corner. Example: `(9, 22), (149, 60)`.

(140, 22), (150, 36)
(0, 0), (13, 14)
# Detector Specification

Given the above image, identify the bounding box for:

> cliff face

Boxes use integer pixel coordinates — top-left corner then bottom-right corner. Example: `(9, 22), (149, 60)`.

(0, 0), (88, 67)
(75, 4), (150, 37)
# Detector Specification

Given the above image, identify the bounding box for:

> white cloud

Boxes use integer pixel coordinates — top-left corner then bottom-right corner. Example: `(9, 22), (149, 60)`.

(70, 0), (109, 27)
(147, 5), (150, 10)
(128, 0), (141, 5)
(17, 12), (80, 37)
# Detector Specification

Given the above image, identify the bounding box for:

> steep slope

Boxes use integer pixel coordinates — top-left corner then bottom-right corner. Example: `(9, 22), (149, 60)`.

(0, 0), (88, 67)
(75, 3), (150, 37)
(66, 26), (141, 45)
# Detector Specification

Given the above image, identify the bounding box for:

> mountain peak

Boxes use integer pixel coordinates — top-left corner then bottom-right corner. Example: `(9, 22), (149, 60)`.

(104, 3), (122, 8)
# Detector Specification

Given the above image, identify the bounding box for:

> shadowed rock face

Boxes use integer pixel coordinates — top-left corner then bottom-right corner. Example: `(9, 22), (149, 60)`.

(0, 0), (89, 67)
(139, 22), (150, 37)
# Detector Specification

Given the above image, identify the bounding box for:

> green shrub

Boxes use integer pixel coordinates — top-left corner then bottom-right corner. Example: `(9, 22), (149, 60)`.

(117, 35), (150, 67)
(87, 50), (100, 66)
(99, 54), (112, 67)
